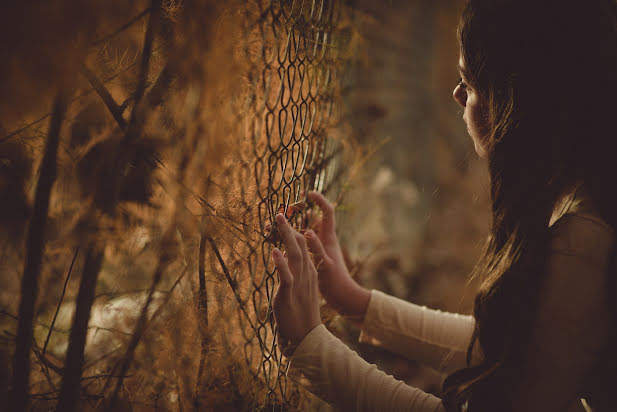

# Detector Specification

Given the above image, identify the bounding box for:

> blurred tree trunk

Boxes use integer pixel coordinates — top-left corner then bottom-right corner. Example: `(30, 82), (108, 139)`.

(12, 92), (67, 412)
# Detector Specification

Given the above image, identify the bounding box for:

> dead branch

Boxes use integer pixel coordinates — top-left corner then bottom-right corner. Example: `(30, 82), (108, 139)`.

(81, 60), (175, 133)
(124, 0), (162, 143)
(91, 8), (151, 47)
(208, 238), (256, 332)
(193, 230), (209, 411)
(0, 48), (161, 144)
(198, 232), (208, 328)
(55, 246), (105, 412)
(32, 343), (63, 376)
(148, 266), (189, 323)
(94, 287), (170, 301)
(43, 246), (79, 354)
(80, 65), (128, 129)
(83, 345), (123, 370)
(56, 9), (165, 405)
(145, 62), (177, 110)
(106, 225), (175, 410)
(32, 344), (58, 393)
(97, 264), (188, 408)
(0, 310), (18, 321)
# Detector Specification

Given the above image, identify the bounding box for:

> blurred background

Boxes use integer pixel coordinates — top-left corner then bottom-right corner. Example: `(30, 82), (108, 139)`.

(334, 0), (490, 398)
(0, 0), (491, 410)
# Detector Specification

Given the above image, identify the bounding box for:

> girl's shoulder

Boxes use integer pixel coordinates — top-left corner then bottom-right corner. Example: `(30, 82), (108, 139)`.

(549, 181), (610, 229)
(549, 184), (615, 266)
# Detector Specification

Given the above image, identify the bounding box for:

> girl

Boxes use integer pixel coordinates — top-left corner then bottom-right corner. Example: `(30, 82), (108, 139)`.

(271, 0), (617, 410)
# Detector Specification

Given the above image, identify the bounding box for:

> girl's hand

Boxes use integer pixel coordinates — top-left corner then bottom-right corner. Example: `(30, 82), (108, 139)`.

(305, 191), (370, 325)
(272, 213), (322, 357)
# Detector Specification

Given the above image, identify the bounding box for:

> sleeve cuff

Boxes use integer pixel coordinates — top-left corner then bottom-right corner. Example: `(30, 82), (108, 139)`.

(358, 289), (389, 347)
(286, 324), (337, 387)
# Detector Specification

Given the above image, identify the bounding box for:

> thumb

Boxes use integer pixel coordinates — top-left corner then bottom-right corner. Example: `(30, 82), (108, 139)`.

(305, 230), (331, 268)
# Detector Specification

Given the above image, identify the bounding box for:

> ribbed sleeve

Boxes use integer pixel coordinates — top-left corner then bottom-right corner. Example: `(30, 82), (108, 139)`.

(284, 187), (617, 411)
(288, 324), (446, 412)
(359, 290), (477, 373)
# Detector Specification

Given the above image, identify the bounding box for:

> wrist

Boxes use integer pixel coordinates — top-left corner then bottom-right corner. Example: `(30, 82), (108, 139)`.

(340, 285), (370, 326)
(282, 322), (323, 358)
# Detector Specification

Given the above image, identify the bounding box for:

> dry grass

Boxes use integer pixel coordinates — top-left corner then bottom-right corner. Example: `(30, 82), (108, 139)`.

(0, 1), (359, 410)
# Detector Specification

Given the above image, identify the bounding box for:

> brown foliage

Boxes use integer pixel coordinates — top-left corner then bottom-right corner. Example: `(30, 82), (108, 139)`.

(0, 0), (354, 410)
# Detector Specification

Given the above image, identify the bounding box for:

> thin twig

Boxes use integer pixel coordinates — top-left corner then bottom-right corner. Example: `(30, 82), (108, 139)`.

(82, 373), (133, 382)
(83, 345), (123, 370)
(57, 2), (168, 407)
(144, 62), (176, 109)
(1, 309), (132, 336)
(100, 5), (166, 403)
(94, 287), (169, 301)
(0, 42), (167, 145)
(1, 309), (47, 327)
(148, 266), (188, 323)
(154, 169), (216, 212)
(43, 246), (79, 354)
(32, 344), (63, 376)
(32, 335), (72, 388)
(12, 91), (68, 412)
(124, 0), (162, 143)
(90, 326), (133, 336)
(198, 232), (208, 327)
(32, 344), (57, 392)
(91, 8), (151, 46)
(106, 230), (174, 410)
(0, 310), (18, 321)
(33, 393), (103, 401)
(56, 17), (166, 410)
(97, 266), (187, 407)
(105, 267), (163, 409)
(208, 238), (256, 332)
(80, 65), (127, 129)
(194, 230), (209, 411)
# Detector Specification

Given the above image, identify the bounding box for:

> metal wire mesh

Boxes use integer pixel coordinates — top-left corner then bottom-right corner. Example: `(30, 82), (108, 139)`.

(0, 0), (347, 409)
(235, 0), (344, 408)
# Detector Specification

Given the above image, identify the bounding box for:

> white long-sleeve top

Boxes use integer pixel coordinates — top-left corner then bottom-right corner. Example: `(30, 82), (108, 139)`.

(286, 187), (616, 412)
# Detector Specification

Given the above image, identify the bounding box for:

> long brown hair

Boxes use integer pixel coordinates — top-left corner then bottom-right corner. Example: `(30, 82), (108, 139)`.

(442, 0), (617, 410)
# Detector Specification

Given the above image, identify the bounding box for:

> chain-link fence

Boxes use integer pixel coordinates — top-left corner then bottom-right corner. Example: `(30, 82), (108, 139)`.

(229, 0), (346, 408)
(0, 0), (351, 410)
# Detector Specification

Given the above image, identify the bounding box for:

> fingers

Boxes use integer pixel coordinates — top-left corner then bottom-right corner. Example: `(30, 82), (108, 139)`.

(272, 248), (293, 293)
(292, 226), (309, 255)
(305, 230), (330, 267)
(289, 221), (312, 274)
(275, 213), (302, 261)
(307, 191), (335, 232)
(269, 214), (310, 264)
(304, 208), (322, 233)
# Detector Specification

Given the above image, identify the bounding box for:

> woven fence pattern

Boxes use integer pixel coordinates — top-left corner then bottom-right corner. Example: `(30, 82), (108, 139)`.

(238, 0), (344, 408)
(0, 0), (347, 410)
